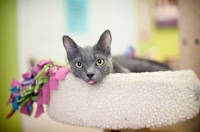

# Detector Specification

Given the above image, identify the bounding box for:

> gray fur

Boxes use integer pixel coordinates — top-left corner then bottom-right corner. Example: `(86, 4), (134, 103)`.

(113, 56), (171, 72)
(63, 30), (124, 84)
(62, 30), (170, 84)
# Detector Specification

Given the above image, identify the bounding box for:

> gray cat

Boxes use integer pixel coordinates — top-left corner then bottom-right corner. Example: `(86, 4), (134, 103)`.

(63, 30), (130, 84)
(63, 30), (171, 84)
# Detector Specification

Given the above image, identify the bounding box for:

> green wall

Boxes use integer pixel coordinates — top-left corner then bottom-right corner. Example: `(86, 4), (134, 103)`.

(0, 0), (21, 131)
(138, 0), (179, 62)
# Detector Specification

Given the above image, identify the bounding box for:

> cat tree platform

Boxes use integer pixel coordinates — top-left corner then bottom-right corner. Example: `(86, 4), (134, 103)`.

(47, 70), (200, 130)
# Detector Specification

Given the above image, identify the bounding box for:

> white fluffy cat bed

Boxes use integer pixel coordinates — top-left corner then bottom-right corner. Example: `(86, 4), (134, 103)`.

(47, 70), (200, 130)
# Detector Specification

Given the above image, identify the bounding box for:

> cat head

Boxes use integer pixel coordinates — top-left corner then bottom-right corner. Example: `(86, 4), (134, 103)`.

(62, 30), (113, 84)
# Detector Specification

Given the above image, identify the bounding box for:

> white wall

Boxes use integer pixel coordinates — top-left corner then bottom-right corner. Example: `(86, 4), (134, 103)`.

(17, 0), (137, 132)
(69, 0), (137, 55)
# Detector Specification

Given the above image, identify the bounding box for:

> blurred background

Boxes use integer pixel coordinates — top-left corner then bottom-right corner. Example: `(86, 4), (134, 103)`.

(0, 0), (199, 132)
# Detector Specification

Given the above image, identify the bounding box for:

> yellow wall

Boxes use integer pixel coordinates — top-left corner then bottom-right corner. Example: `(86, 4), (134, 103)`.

(138, 1), (179, 62)
(0, 0), (21, 131)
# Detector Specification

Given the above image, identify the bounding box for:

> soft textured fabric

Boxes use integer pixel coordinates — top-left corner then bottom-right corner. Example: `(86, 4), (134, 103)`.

(47, 70), (200, 130)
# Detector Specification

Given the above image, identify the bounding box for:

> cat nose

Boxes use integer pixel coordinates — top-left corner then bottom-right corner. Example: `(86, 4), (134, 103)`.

(86, 74), (94, 79)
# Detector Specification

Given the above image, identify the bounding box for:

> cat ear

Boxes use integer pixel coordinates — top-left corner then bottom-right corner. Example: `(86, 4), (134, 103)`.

(63, 35), (78, 57)
(97, 30), (112, 54)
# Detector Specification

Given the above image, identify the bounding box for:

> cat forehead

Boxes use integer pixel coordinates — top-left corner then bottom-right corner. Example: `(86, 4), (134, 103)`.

(79, 46), (94, 57)
(68, 45), (109, 62)
(78, 46), (107, 60)
(80, 46), (93, 53)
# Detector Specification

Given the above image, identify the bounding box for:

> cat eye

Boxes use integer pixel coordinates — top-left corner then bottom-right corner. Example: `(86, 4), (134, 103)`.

(96, 59), (104, 66)
(75, 62), (83, 68)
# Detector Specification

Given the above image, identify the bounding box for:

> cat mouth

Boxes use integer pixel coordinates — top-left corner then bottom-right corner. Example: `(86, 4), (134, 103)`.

(87, 80), (95, 85)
